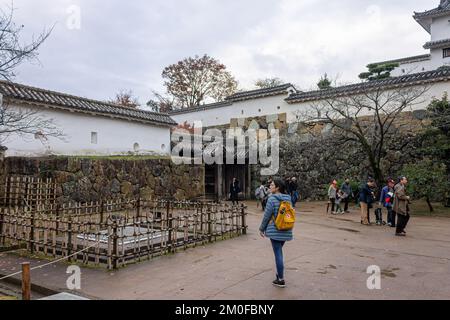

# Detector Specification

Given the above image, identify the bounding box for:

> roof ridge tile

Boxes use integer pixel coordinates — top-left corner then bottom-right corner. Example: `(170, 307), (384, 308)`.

(0, 80), (176, 126)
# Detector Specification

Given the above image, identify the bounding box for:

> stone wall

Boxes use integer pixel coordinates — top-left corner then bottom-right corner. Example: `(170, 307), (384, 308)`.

(0, 156), (205, 203)
(249, 111), (428, 200)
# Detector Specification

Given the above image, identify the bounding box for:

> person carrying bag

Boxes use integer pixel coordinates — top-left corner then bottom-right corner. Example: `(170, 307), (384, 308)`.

(259, 179), (296, 288)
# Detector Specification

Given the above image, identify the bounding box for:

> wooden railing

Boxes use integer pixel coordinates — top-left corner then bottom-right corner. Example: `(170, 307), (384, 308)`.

(0, 199), (247, 269)
(0, 176), (57, 208)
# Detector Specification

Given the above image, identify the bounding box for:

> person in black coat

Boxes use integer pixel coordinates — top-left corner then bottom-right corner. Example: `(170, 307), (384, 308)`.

(289, 177), (299, 208)
(230, 178), (241, 205)
(359, 178), (376, 225)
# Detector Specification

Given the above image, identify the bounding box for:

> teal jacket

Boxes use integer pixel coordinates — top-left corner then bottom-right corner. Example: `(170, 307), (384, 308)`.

(259, 194), (294, 242)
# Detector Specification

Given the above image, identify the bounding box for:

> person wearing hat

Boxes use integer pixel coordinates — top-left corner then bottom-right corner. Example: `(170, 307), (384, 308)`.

(380, 178), (396, 227)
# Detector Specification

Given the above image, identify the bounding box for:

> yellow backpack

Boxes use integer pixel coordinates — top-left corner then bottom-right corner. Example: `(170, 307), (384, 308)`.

(273, 201), (296, 231)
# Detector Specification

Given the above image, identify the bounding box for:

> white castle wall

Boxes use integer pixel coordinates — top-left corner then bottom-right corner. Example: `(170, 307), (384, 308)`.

(4, 103), (171, 157)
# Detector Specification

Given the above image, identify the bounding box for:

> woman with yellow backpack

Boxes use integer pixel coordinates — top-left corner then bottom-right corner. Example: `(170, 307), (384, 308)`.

(259, 179), (296, 288)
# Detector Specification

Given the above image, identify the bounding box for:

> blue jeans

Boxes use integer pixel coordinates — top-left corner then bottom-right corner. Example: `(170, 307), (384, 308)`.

(271, 239), (286, 280)
(386, 207), (396, 226)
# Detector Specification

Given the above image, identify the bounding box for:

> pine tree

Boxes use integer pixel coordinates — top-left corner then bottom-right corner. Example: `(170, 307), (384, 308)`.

(359, 63), (399, 81)
(317, 73), (332, 90)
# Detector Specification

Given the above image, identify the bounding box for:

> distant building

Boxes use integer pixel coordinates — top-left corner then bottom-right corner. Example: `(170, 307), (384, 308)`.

(377, 0), (450, 76)
(0, 81), (176, 157)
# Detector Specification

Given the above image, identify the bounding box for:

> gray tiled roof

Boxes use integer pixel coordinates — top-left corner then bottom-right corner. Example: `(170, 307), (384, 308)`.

(168, 101), (233, 115)
(0, 81), (177, 126)
(225, 83), (295, 102)
(168, 83), (295, 115)
(371, 54), (431, 66)
(414, 0), (450, 19)
(424, 38), (450, 49)
(285, 68), (450, 103)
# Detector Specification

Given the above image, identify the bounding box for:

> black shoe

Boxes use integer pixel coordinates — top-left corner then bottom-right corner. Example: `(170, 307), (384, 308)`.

(395, 233), (406, 237)
(272, 279), (286, 288)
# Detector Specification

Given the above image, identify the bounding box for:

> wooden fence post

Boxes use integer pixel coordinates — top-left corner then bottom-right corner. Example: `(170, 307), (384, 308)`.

(166, 201), (172, 253)
(21, 262), (31, 301)
(207, 205), (212, 243)
(136, 197), (141, 219)
(200, 203), (204, 234)
(55, 203), (60, 236)
(112, 221), (118, 270)
(100, 199), (104, 225)
(67, 216), (72, 262)
(241, 205), (247, 235)
(29, 208), (35, 254)
(0, 208), (4, 246)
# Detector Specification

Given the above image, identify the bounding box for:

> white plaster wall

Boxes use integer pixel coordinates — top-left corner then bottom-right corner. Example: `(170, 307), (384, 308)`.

(391, 59), (431, 77)
(171, 94), (292, 127)
(3, 103), (172, 157)
(431, 16), (450, 41)
(430, 47), (450, 69)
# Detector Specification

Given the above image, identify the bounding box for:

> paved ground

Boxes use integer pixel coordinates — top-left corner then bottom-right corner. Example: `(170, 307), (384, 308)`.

(1, 201), (450, 300)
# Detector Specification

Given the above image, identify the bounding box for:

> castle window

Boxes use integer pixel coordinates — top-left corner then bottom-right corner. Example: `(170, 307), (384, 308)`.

(91, 132), (98, 144)
(443, 48), (450, 58)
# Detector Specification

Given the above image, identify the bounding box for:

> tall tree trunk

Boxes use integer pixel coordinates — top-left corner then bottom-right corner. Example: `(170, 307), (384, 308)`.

(366, 151), (384, 192)
(426, 197), (434, 213)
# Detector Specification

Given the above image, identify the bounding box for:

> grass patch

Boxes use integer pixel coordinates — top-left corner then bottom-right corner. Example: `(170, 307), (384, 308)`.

(0, 296), (18, 300)
(410, 200), (450, 217)
(61, 155), (171, 161)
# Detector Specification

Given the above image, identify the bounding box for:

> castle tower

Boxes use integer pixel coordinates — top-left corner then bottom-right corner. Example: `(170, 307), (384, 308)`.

(414, 0), (450, 69)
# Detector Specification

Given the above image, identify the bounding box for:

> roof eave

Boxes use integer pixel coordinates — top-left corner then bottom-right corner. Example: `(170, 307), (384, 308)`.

(6, 97), (177, 127)
(285, 71), (450, 104)
(227, 89), (293, 103)
(424, 39), (450, 49)
(413, 15), (432, 34)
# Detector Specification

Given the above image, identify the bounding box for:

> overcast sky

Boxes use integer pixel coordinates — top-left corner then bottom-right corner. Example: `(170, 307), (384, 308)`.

(0, 0), (435, 106)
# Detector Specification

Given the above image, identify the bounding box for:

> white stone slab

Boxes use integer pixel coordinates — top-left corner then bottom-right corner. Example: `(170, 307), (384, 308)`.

(40, 292), (90, 300)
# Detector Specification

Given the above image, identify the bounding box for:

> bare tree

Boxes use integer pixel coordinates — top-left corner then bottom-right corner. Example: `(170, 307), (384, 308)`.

(110, 90), (140, 108)
(0, 4), (59, 148)
(0, 4), (52, 80)
(297, 85), (430, 187)
(0, 100), (64, 145)
(254, 78), (285, 89)
(147, 91), (176, 113)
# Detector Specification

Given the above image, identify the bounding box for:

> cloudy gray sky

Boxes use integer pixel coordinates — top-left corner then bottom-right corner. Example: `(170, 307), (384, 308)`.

(1, 0), (435, 106)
